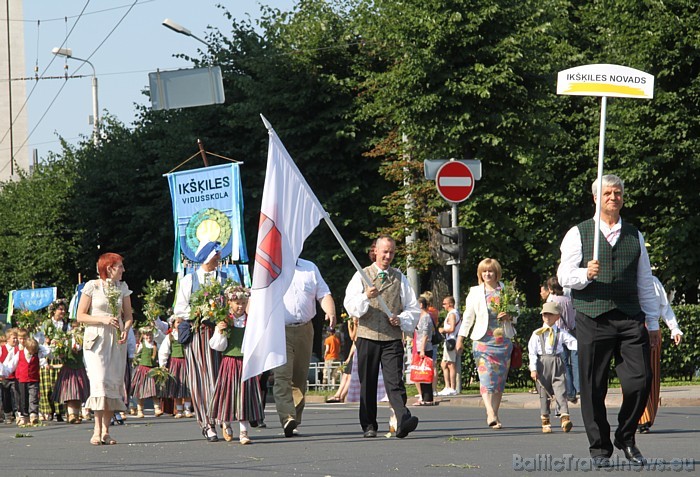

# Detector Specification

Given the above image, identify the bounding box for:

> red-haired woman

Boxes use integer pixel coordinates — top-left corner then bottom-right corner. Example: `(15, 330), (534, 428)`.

(77, 252), (134, 446)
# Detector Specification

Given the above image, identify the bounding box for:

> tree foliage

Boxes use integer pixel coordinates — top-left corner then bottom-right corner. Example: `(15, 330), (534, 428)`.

(1, 0), (700, 313)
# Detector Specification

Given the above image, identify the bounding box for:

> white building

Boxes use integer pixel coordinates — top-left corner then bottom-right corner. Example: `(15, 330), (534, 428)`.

(0, 0), (28, 182)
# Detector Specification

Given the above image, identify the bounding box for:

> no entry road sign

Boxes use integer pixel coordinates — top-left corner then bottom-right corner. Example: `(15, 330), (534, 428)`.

(435, 160), (475, 203)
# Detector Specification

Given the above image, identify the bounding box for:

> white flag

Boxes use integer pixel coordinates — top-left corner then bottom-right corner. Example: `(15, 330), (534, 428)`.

(241, 116), (326, 382)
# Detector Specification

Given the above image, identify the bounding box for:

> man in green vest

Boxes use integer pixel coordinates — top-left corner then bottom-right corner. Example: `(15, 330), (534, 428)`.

(558, 174), (660, 468)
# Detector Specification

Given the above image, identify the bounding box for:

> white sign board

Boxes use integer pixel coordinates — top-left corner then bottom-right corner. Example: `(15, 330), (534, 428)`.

(149, 66), (225, 111)
(557, 64), (654, 99)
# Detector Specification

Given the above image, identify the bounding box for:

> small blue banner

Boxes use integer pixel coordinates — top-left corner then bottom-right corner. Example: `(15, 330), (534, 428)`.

(11, 287), (57, 311)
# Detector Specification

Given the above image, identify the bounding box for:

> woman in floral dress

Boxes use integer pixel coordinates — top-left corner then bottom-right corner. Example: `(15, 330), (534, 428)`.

(456, 258), (516, 429)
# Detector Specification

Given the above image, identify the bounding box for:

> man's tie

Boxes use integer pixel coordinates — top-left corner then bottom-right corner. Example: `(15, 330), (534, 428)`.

(378, 271), (387, 283)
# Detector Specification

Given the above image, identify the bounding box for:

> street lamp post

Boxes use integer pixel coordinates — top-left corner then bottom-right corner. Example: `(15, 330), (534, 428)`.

(52, 47), (100, 146)
(162, 18), (212, 48)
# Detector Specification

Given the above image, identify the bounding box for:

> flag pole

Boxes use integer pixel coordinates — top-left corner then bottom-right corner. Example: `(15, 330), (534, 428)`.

(260, 114), (394, 318)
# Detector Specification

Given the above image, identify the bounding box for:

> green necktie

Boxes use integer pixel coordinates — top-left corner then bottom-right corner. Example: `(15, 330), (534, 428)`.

(378, 271), (387, 283)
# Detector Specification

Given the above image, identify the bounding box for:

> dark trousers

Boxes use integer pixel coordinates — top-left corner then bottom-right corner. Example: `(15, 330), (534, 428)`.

(576, 310), (651, 458)
(18, 381), (40, 417)
(1, 378), (19, 415)
(356, 337), (410, 432)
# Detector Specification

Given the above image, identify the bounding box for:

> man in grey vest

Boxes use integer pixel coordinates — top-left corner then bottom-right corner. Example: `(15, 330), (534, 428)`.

(344, 236), (420, 438)
(558, 175), (660, 468)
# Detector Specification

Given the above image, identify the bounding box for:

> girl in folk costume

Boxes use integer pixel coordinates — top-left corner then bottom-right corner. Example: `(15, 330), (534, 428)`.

(130, 327), (161, 418)
(209, 286), (264, 444)
(52, 321), (90, 424)
(158, 315), (193, 419)
(39, 299), (70, 422)
(2, 336), (51, 426)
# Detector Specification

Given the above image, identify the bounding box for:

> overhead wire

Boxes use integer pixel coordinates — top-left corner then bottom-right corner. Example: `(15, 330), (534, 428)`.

(3, 0), (141, 174)
(0, 0), (92, 175)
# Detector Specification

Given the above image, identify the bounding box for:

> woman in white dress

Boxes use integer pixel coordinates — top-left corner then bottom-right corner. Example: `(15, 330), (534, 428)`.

(77, 253), (134, 446)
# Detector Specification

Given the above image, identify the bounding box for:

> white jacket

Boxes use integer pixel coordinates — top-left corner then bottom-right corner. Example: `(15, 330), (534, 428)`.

(458, 283), (517, 340)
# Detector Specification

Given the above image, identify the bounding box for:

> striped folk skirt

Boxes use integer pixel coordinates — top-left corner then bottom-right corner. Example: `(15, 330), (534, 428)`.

(210, 356), (264, 423)
(39, 366), (61, 414)
(184, 324), (220, 428)
(639, 341), (662, 428)
(130, 365), (157, 399)
(52, 366), (90, 403)
(163, 357), (190, 399)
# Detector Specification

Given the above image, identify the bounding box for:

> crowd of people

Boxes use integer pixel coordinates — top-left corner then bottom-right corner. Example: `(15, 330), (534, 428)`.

(0, 175), (686, 467)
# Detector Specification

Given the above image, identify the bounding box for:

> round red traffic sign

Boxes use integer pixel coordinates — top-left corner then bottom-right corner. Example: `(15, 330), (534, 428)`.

(435, 161), (475, 203)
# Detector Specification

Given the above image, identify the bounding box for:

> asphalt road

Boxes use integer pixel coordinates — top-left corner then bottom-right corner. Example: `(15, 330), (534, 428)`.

(2, 403), (698, 477)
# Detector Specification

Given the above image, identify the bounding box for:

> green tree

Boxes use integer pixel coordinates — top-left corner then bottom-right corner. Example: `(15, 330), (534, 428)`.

(0, 152), (82, 305)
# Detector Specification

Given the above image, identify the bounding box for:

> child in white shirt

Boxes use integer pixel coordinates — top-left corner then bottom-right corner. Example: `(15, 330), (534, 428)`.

(528, 302), (578, 433)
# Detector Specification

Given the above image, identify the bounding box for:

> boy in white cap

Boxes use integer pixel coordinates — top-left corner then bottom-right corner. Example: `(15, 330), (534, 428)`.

(528, 301), (578, 433)
(174, 240), (226, 442)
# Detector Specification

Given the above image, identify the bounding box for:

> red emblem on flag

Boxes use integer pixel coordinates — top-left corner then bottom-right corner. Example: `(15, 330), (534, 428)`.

(253, 213), (282, 289)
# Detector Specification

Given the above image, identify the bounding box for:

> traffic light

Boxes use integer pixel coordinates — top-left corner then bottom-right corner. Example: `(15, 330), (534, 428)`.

(440, 226), (466, 262)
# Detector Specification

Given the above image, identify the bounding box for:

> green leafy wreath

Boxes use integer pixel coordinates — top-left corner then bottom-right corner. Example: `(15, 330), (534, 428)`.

(185, 208), (232, 256)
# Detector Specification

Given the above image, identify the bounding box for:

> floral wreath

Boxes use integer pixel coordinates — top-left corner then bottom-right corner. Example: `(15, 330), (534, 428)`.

(48, 298), (69, 318)
(225, 285), (250, 301)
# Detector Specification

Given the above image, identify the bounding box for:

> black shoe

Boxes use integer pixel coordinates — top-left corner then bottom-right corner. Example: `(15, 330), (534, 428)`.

(250, 420), (258, 428)
(113, 413), (124, 425)
(202, 428), (219, 442)
(363, 429), (377, 438)
(258, 421), (267, 428)
(283, 419), (297, 438)
(395, 416), (419, 439)
(591, 456), (613, 468)
(638, 424), (650, 434)
(55, 413), (64, 422)
(567, 396), (578, 404)
(614, 439), (646, 466)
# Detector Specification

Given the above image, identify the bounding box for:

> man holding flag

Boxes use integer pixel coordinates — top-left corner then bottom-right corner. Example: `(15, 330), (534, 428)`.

(344, 235), (420, 439)
(274, 259), (336, 437)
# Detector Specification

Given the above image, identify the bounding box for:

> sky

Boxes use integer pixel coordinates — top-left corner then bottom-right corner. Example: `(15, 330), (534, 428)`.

(20, 0), (296, 160)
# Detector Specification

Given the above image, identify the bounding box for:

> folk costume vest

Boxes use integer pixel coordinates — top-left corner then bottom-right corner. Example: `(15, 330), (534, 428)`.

(572, 218), (642, 319)
(356, 266), (404, 342)
(17, 351), (40, 383)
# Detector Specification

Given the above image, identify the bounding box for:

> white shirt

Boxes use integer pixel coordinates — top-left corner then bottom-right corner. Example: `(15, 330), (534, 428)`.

(174, 268), (223, 319)
(283, 259), (331, 326)
(652, 276), (683, 338)
(343, 263), (420, 333)
(443, 309), (461, 340)
(209, 313), (247, 352)
(1, 345), (51, 377)
(557, 217), (659, 330)
(527, 325), (578, 371)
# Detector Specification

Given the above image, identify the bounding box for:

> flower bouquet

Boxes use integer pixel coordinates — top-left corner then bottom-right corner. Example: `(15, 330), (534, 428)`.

(50, 326), (84, 367)
(488, 279), (524, 339)
(189, 278), (240, 331)
(140, 278), (173, 325)
(148, 366), (175, 394)
(14, 309), (41, 333)
(104, 278), (125, 340)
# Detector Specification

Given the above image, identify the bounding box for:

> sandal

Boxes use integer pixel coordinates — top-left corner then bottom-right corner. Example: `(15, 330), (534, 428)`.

(416, 401), (437, 406)
(325, 397), (342, 403)
(90, 434), (102, 446)
(101, 434), (117, 445)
